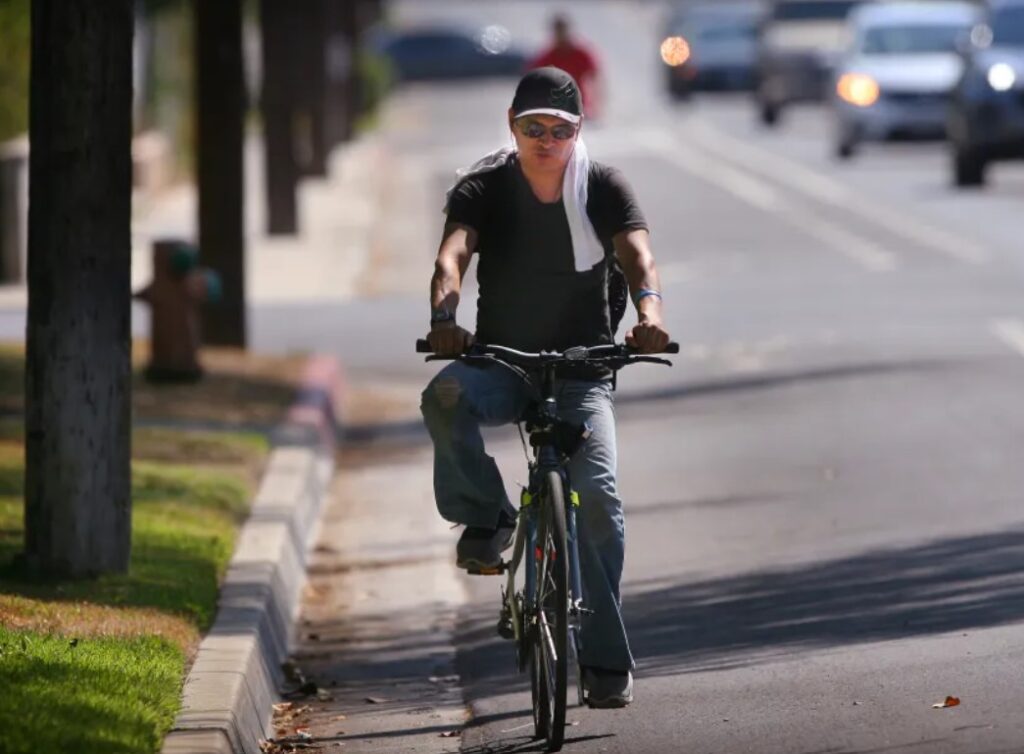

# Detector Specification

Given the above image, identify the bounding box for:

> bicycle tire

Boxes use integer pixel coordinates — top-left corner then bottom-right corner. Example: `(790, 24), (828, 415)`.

(531, 471), (569, 751)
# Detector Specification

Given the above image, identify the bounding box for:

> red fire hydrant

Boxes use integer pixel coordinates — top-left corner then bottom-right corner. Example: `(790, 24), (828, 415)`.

(134, 238), (221, 382)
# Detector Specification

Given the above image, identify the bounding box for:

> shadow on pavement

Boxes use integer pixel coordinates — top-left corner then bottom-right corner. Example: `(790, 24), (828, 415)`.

(455, 525), (1024, 707)
(460, 733), (616, 753)
(625, 526), (1024, 677)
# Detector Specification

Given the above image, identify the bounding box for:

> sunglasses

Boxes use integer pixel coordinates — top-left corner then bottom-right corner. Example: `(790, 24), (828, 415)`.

(515, 118), (578, 141)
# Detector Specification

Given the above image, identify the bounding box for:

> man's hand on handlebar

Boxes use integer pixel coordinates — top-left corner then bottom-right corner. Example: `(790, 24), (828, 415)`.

(625, 314), (671, 354)
(427, 320), (476, 356)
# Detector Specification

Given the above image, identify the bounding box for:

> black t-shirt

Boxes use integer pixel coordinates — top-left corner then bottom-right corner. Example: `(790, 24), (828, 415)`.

(446, 155), (647, 380)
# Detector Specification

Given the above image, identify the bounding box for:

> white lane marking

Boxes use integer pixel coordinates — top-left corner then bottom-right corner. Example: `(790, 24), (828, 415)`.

(652, 133), (783, 212)
(797, 213), (898, 273)
(991, 318), (1024, 357)
(644, 129), (897, 273)
(683, 119), (991, 265)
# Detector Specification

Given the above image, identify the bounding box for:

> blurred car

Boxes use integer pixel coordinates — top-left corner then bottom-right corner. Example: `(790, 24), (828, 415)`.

(661, 2), (764, 99)
(831, 1), (981, 159)
(948, 0), (1024, 186)
(755, 0), (863, 126)
(370, 25), (527, 83)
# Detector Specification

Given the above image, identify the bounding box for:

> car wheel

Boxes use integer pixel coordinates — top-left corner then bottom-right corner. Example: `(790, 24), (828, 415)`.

(671, 83), (692, 101)
(953, 145), (985, 187)
(759, 102), (779, 127)
(835, 139), (856, 160)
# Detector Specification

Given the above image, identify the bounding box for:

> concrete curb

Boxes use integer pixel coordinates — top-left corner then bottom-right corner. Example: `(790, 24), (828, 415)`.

(161, 355), (344, 754)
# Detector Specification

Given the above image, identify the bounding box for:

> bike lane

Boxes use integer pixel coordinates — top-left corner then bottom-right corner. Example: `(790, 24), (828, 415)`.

(269, 384), (469, 753)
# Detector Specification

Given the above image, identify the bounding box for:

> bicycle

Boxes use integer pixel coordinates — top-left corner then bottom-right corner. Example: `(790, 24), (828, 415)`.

(416, 339), (677, 752)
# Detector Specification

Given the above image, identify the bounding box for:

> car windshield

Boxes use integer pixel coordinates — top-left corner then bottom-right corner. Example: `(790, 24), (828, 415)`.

(773, 1), (860, 21)
(695, 22), (758, 42)
(859, 24), (969, 54)
(992, 7), (1024, 46)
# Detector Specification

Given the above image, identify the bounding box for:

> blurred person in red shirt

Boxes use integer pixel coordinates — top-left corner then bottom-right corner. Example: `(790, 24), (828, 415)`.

(527, 14), (603, 119)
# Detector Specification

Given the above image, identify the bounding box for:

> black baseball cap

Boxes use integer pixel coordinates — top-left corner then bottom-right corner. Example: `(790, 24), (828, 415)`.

(511, 67), (583, 125)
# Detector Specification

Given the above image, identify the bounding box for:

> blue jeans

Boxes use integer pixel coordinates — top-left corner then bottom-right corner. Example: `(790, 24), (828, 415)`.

(420, 361), (634, 672)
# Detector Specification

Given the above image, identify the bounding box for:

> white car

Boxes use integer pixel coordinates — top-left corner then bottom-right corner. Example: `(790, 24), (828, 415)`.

(832, 1), (982, 158)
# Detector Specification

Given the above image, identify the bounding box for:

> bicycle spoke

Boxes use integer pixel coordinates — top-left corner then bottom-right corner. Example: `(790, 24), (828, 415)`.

(538, 606), (558, 663)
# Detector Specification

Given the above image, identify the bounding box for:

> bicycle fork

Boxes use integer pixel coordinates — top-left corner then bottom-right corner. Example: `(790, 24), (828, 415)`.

(498, 482), (590, 665)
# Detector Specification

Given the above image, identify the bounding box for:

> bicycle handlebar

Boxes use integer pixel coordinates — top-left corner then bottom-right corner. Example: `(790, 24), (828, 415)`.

(415, 339), (679, 360)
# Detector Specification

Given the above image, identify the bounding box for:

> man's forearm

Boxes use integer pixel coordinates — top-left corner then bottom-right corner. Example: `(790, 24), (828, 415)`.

(623, 252), (663, 321)
(431, 258), (462, 315)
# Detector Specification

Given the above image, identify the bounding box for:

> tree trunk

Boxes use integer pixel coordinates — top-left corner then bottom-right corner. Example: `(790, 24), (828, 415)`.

(296, 0), (328, 178)
(195, 0), (247, 347)
(260, 0), (300, 235)
(24, 0), (134, 577)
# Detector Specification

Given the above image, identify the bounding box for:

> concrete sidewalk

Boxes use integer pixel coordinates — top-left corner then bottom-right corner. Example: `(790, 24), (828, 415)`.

(271, 423), (466, 754)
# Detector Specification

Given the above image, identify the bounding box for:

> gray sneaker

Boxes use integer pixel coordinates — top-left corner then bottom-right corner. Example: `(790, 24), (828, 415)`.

(456, 512), (516, 571)
(583, 667), (634, 709)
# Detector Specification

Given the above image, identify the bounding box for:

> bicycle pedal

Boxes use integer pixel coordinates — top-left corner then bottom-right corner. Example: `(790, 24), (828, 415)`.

(466, 562), (508, 576)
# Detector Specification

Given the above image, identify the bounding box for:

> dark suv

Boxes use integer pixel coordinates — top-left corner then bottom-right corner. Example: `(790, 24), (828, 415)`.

(755, 0), (862, 126)
(948, 0), (1024, 186)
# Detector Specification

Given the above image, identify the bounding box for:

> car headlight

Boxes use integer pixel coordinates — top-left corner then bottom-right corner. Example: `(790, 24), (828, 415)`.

(987, 63), (1017, 91)
(837, 73), (880, 107)
(660, 36), (691, 67)
(479, 25), (512, 55)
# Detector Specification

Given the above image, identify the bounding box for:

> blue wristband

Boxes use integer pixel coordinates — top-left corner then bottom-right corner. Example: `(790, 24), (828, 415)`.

(633, 288), (662, 306)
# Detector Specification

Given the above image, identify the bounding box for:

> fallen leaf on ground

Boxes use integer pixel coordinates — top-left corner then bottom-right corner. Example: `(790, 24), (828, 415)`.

(272, 702), (294, 713)
(331, 714), (347, 721)
(440, 730), (461, 737)
(932, 696), (961, 709)
(365, 696), (389, 704)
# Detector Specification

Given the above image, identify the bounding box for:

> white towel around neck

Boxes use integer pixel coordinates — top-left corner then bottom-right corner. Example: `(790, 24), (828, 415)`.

(445, 139), (605, 273)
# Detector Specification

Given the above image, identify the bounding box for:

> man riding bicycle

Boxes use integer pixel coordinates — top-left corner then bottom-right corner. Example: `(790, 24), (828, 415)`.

(420, 67), (670, 709)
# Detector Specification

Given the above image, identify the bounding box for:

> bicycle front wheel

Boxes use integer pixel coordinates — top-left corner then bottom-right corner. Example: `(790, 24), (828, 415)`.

(531, 470), (569, 751)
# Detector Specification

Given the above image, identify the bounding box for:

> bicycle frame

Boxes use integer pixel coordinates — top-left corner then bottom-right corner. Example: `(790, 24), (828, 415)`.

(501, 363), (586, 693)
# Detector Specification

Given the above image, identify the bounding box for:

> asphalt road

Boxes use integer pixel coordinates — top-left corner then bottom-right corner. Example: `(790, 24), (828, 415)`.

(310, 2), (1024, 753)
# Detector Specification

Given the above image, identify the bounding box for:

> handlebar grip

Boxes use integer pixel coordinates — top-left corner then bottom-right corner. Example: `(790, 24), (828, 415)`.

(416, 338), (433, 353)
(664, 342), (679, 354)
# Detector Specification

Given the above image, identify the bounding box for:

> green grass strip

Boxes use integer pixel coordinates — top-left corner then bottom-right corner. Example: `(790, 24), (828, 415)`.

(0, 628), (183, 754)
(0, 437), (260, 753)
